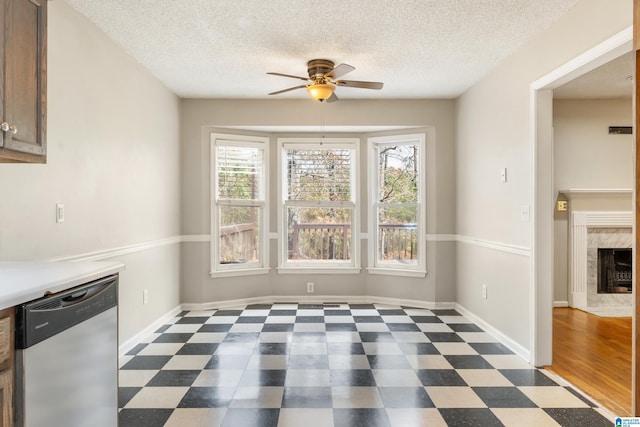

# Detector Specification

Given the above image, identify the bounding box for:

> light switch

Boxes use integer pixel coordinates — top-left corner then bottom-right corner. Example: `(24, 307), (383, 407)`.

(56, 203), (65, 223)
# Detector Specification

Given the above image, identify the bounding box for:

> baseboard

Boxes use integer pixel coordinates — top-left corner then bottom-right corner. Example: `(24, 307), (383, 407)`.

(181, 295), (456, 312)
(181, 295), (365, 311)
(119, 305), (183, 357)
(553, 300), (569, 307)
(366, 296), (455, 310)
(454, 303), (531, 363)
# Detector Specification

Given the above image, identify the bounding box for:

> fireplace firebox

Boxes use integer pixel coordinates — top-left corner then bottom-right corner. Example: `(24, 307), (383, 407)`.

(597, 248), (632, 294)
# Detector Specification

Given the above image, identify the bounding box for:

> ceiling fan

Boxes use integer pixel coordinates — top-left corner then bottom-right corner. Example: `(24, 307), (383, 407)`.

(267, 59), (383, 102)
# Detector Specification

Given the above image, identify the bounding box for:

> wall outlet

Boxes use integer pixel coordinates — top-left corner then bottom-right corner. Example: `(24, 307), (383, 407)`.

(307, 282), (314, 293)
(557, 200), (568, 212)
(482, 282), (487, 299)
(143, 289), (149, 305)
(500, 168), (507, 183)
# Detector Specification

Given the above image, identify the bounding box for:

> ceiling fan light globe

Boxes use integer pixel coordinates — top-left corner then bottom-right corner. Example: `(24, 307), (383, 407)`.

(306, 83), (335, 101)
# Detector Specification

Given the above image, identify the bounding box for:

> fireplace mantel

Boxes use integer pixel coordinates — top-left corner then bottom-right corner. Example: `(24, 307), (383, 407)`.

(559, 188), (632, 200)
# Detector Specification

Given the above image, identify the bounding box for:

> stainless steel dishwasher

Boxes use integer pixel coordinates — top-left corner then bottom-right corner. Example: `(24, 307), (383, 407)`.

(14, 274), (119, 427)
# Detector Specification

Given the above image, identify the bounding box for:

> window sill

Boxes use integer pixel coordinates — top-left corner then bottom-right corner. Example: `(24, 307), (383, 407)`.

(277, 267), (361, 275)
(210, 267), (270, 278)
(367, 267), (427, 278)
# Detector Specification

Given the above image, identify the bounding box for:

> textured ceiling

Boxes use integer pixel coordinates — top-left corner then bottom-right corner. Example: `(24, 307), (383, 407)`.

(66, 0), (582, 99)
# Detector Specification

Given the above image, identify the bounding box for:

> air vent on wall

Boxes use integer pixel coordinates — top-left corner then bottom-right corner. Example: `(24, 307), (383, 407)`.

(608, 126), (632, 135)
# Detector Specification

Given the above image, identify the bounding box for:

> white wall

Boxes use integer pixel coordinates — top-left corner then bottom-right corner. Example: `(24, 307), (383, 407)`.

(0, 1), (182, 345)
(553, 98), (633, 303)
(180, 99), (456, 306)
(455, 0), (632, 354)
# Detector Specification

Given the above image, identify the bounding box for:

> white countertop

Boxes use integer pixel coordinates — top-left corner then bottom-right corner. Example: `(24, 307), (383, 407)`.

(0, 261), (125, 310)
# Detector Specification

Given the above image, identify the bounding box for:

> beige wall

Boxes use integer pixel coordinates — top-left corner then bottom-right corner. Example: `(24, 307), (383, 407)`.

(455, 0), (632, 352)
(554, 98), (633, 190)
(0, 1), (182, 346)
(180, 99), (456, 305)
(4, 0), (632, 358)
(553, 98), (633, 303)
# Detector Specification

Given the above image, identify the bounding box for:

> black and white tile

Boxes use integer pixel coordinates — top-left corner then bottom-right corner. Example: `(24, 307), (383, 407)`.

(118, 303), (613, 427)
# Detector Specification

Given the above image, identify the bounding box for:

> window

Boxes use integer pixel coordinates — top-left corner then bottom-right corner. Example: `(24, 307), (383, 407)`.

(368, 134), (426, 276)
(211, 133), (268, 276)
(278, 138), (359, 272)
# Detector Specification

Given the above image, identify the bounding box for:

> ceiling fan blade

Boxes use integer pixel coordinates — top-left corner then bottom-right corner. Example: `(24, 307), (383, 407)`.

(268, 85), (307, 95)
(267, 72), (310, 82)
(335, 80), (383, 90)
(325, 92), (339, 103)
(325, 63), (355, 80)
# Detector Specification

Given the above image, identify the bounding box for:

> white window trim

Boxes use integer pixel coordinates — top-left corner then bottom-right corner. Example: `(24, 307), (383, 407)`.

(367, 133), (427, 277)
(277, 137), (361, 272)
(210, 133), (270, 277)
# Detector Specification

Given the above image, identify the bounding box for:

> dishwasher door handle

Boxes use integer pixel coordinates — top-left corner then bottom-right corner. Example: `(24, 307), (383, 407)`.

(62, 290), (88, 303)
(59, 279), (112, 307)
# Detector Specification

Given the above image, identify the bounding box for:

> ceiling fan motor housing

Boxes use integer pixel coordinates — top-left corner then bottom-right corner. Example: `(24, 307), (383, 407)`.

(307, 59), (334, 81)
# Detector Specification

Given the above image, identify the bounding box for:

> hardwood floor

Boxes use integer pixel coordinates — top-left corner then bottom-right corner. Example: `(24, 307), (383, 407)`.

(545, 307), (632, 416)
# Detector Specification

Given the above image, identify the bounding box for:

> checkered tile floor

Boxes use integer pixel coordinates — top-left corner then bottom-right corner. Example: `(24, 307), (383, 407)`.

(118, 303), (613, 426)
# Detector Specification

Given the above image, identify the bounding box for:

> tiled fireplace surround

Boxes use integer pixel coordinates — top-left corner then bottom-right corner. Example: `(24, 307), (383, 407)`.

(569, 211), (632, 310)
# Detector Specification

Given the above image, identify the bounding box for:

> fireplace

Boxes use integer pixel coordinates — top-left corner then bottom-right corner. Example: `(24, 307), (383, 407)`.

(597, 248), (632, 294)
(569, 211), (632, 309)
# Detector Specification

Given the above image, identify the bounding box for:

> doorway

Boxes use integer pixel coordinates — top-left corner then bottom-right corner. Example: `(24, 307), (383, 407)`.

(531, 26), (634, 414)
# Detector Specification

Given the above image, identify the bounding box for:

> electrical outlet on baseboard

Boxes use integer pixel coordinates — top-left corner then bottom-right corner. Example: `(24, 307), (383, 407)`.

(307, 282), (314, 293)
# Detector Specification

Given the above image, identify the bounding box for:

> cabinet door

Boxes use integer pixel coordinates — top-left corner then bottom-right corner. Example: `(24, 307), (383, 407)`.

(0, 369), (12, 427)
(1, 0), (47, 163)
(0, 308), (13, 427)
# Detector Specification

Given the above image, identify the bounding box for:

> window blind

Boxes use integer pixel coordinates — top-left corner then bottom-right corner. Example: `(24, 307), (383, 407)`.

(286, 148), (352, 201)
(217, 145), (263, 200)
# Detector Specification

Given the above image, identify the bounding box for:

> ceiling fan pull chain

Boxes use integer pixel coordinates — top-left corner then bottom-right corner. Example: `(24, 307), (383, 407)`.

(320, 103), (325, 145)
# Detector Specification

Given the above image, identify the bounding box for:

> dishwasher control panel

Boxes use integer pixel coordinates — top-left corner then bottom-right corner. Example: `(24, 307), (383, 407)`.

(15, 274), (118, 349)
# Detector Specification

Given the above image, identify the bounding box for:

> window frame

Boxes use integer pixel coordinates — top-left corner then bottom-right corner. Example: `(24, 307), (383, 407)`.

(210, 133), (269, 277)
(368, 133), (427, 277)
(277, 137), (360, 274)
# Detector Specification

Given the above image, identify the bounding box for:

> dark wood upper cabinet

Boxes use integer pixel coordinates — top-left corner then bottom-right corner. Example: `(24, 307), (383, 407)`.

(0, 0), (47, 163)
